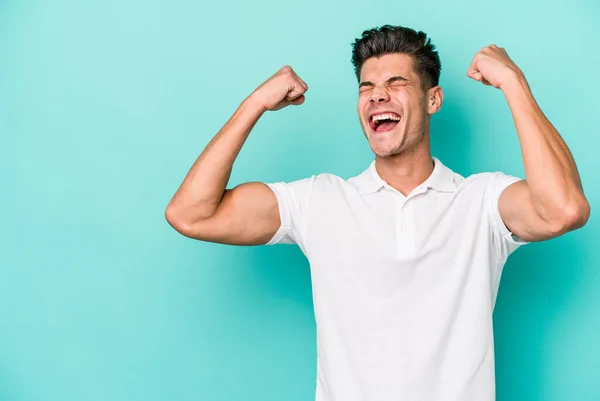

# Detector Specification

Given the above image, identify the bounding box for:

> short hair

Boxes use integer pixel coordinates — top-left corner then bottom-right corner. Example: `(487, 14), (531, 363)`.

(351, 25), (441, 88)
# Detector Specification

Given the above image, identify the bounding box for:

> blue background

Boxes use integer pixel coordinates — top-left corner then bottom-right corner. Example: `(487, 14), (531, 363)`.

(1, 0), (598, 400)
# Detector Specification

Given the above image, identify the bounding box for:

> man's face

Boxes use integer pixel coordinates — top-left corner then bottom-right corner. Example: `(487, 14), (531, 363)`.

(357, 53), (435, 158)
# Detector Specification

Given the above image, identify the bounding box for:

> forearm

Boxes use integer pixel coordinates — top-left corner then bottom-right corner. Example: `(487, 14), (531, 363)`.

(502, 74), (588, 222)
(166, 96), (265, 222)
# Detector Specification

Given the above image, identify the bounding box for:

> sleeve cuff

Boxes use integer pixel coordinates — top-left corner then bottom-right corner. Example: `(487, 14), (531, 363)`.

(490, 174), (529, 246)
(265, 183), (294, 245)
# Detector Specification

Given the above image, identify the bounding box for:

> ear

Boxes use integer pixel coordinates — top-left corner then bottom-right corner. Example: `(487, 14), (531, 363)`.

(426, 86), (443, 115)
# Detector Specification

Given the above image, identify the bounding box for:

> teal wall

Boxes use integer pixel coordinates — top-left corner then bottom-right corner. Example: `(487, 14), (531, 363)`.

(1, 0), (598, 400)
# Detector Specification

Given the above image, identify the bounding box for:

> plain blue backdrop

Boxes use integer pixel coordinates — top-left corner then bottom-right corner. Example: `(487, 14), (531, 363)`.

(1, 0), (598, 400)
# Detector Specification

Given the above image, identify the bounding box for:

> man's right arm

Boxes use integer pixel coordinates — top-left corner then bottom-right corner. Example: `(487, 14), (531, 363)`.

(164, 66), (308, 246)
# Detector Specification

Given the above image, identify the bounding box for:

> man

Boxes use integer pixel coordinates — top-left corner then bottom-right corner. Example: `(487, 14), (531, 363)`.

(165, 25), (589, 401)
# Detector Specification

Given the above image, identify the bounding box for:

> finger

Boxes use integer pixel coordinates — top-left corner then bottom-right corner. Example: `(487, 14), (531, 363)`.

(289, 69), (308, 91)
(294, 71), (308, 90)
(288, 94), (305, 106)
(298, 77), (309, 91)
(292, 77), (308, 93)
(282, 65), (307, 90)
(280, 65), (294, 74)
(467, 56), (479, 77)
(286, 80), (307, 100)
(273, 94), (305, 111)
(467, 69), (482, 81)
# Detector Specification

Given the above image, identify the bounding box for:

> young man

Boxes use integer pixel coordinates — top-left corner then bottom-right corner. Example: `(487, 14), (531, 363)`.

(165, 25), (589, 401)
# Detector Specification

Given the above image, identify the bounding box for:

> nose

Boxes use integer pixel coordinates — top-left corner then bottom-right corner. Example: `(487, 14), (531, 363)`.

(370, 84), (390, 103)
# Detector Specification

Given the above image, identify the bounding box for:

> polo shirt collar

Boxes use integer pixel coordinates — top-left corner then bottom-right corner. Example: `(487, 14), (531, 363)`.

(356, 157), (457, 195)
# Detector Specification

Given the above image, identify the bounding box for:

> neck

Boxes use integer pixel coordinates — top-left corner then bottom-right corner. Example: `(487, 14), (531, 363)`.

(374, 142), (434, 196)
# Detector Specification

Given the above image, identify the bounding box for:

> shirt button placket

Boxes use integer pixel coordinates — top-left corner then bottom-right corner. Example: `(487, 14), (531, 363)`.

(397, 197), (407, 259)
(404, 201), (415, 257)
(397, 196), (416, 260)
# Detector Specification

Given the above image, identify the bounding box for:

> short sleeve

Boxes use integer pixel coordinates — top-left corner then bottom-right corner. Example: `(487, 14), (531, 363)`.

(265, 175), (315, 251)
(485, 172), (529, 262)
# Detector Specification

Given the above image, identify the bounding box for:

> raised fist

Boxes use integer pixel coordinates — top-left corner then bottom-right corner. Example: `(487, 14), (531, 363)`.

(250, 66), (309, 112)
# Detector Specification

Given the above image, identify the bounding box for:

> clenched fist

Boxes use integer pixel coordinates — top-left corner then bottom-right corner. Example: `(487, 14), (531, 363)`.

(467, 45), (524, 89)
(249, 66), (309, 112)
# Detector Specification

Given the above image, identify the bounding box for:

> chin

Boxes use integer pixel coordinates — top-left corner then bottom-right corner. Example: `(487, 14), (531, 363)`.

(368, 138), (402, 157)
(367, 131), (404, 157)
(371, 145), (402, 158)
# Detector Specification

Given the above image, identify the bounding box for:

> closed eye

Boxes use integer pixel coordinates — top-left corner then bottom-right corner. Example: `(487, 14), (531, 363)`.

(358, 76), (408, 93)
(389, 81), (406, 89)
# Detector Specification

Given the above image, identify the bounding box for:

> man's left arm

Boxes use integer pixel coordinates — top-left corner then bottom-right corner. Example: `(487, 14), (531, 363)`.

(467, 45), (590, 242)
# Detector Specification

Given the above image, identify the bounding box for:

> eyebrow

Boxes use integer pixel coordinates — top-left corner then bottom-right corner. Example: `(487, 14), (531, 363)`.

(359, 75), (408, 88)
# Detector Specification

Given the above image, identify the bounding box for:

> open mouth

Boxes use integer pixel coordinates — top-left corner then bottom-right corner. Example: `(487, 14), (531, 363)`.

(369, 112), (401, 133)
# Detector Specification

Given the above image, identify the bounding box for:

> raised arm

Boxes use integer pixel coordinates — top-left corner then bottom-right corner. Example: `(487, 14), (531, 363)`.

(467, 45), (590, 242)
(165, 66), (308, 245)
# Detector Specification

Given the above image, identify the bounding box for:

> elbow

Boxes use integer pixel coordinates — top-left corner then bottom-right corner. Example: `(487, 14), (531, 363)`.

(165, 197), (221, 239)
(165, 204), (197, 237)
(165, 204), (182, 230)
(547, 197), (591, 235)
(164, 204), (179, 227)
(570, 198), (591, 229)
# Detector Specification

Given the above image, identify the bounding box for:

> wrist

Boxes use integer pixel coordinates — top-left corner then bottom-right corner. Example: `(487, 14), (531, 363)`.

(500, 69), (537, 113)
(499, 68), (528, 93)
(244, 93), (269, 115)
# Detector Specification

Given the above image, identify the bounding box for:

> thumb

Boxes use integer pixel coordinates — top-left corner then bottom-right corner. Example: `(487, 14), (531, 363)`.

(288, 94), (305, 106)
(467, 69), (482, 82)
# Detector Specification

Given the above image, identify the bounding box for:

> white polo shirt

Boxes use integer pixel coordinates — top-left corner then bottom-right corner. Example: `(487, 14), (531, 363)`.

(266, 157), (527, 401)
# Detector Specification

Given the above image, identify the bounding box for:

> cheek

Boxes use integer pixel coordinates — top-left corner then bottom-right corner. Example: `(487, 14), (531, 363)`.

(357, 99), (369, 124)
(389, 91), (409, 111)
(357, 96), (368, 112)
(403, 95), (427, 117)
